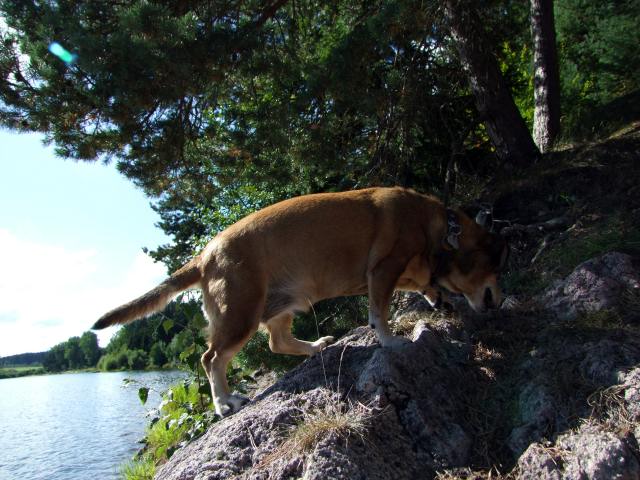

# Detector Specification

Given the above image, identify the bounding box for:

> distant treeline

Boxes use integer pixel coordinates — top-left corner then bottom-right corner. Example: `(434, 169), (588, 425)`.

(42, 331), (103, 372)
(0, 351), (47, 366)
(38, 298), (204, 373)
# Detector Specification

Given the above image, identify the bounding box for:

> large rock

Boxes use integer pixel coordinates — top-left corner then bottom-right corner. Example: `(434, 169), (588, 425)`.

(155, 324), (473, 480)
(506, 335), (640, 458)
(517, 425), (640, 480)
(154, 253), (640, 479)
(515, 367), (640, 480)
(544, 252), (640, 320)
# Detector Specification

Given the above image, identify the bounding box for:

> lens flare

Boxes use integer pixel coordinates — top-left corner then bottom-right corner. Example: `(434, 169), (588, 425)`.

(48, 42), (75, 64)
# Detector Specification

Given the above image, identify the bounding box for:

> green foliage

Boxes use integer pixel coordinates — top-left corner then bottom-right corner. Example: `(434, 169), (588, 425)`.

(97, 348), (131, 371)
(120, 457), (155, 480)
(63, 337), (85, 369)
(79, 331), (101, 366)
(538, 215), (640, 278)
(233, 297), (366, 374)
(0, 365), (44, 379)
(94, 297), (203, 372)
(127, 349), (149, 370)
(42, 331), (102, 372)
(500, 42), (534, 130)
(556, 0), (640, 137)
(500, 269), (546, 296)
(0, 352), (47, 366)
(138, 387), (149, 405)
(0, 1), (524, 274)
(235, 330), (298, 373)
(138, 380), (218, 466)
(149, 342), (168, 368)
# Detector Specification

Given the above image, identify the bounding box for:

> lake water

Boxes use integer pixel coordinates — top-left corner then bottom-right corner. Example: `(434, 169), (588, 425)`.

(0, 370), (187, 480)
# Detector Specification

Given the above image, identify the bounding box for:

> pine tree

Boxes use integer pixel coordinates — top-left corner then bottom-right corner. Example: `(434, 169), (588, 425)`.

(444, 0), (540, 167)
(530, 0), (560, 152)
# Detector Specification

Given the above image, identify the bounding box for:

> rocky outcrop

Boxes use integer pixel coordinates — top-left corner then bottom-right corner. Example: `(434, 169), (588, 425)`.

(518, 414), (640, 480)
(156, 253), (640, 480)
(156, 322), (475, 480)
(543, 252), (640, 321)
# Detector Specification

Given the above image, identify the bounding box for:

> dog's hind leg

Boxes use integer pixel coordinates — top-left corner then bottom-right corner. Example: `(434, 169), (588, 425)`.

(201, 279), (263, 417)
(265, 312), (333, 356)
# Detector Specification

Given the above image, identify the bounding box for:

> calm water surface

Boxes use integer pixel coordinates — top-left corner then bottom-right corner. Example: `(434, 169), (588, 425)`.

(0, 370), (187, 480)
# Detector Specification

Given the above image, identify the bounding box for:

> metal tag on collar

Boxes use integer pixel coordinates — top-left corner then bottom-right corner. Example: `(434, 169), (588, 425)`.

(446, 209), (461, 249)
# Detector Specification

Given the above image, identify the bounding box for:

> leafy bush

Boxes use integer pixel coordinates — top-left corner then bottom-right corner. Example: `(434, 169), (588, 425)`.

(127, 350), (149, 370)
(149, 342), (168, 368)
(120, 458), (155, 480)
(97, 348), (137, 371)
(123, 379), (218, 477)
(97, 353), (121, 371)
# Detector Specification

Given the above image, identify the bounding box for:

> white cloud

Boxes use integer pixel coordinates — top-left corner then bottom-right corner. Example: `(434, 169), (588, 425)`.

(0, 229), (167, 357)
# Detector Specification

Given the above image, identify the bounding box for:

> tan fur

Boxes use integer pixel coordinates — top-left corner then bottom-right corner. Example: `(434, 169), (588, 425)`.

(93, 187), (506, 416)
(92, 258), (201, 329)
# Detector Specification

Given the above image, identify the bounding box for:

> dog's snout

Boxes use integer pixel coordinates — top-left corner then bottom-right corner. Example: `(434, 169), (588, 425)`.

(483, 287), (495, 309)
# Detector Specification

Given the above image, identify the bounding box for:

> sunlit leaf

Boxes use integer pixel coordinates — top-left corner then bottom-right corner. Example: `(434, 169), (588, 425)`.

(162, 318), (174, 335)
(138, 387), (149, 405)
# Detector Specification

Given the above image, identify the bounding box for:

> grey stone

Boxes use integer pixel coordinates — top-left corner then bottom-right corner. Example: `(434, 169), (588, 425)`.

(508, 382), (556, 455)
(517, 444), (562, 480)
(544, 252), (640, 320)
(516, 426), (640, 480)
(558, 426), (640, 480)
(155, 324), (472, 480)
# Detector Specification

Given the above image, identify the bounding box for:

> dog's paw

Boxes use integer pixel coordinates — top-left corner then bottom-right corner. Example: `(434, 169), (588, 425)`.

(379, 335), (412, 349)
(228, 393), (250, 411)
(311, 336), (335, 352)
(215, 393), (251, 417)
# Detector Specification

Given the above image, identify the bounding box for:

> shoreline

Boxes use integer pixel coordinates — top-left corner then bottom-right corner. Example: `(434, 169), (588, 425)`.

(0, 365), (179, 380)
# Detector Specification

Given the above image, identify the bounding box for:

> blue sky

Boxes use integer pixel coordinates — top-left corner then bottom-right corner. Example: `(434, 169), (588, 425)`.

(0, 130), (170, 356)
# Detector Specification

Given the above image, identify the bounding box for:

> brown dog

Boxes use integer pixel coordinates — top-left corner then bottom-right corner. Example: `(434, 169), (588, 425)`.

(93, 187), (508, 416)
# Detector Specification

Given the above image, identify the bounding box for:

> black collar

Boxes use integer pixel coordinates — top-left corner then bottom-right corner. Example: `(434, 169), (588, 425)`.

(429, 209), (460, 287)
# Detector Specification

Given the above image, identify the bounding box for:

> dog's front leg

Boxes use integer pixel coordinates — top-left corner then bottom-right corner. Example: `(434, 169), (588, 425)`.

(422, 286), (454, 311)
(368, 254), (412, 348)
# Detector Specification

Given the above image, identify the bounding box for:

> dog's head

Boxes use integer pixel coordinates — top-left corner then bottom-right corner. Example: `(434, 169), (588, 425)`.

(432, 210), (509, 313)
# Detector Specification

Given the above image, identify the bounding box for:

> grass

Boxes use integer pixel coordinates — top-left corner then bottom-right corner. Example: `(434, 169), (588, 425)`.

(434, 467), (516, 480)
(120, 458), (155, 480)
(500, 213), (640, 297)
(0, 365), (45, 379)
(259, 389), (372, 469)
(587, 384), (636, 435)
(500, 269), (546, 296)
(285, 400), (369, 453)
(391, 308), (460, 336)
(538, 216), (640, 278)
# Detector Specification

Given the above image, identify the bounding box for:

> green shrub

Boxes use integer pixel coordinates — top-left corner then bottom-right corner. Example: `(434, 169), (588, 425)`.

(120, 457), (155, 480)
(149, 342), (168, 368)
(127, 349), (149, 370)
(98, 352), (122, 371)
(123, 380), (216, 475)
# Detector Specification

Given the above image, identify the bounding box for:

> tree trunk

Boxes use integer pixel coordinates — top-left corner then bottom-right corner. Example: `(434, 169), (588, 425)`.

(530, 0), (561, 152)
(444, 1), (540, 167)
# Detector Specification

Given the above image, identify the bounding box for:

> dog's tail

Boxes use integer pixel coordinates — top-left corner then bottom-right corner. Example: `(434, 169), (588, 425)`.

(92, 256), (202, 330)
